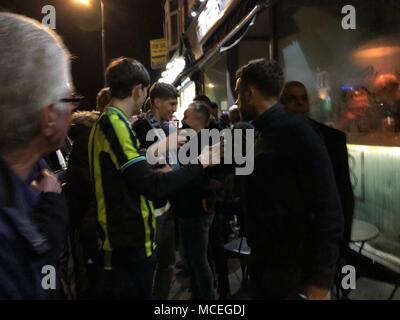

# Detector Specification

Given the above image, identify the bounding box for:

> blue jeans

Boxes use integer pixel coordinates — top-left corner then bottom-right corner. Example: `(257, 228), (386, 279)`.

(179, 215), (215, 300)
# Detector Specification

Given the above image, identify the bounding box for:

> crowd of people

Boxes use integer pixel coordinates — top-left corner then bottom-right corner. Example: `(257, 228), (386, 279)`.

(0, 13), (354, 300)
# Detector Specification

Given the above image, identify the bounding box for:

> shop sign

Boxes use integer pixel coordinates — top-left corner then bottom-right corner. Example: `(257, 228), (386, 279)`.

(196, 0), (234, 43)
(159, 57), (186, 84)
(150, 38), (168, 70)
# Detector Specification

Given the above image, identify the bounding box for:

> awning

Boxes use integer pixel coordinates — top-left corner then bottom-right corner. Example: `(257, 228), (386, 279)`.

(174, 0), (273, 86)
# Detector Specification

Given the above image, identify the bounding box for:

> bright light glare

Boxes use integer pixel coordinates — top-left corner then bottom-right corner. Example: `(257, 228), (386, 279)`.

(74, 0), (92, 7)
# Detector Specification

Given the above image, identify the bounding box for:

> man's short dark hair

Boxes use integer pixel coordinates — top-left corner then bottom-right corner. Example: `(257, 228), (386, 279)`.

(142, 97), (152, 113)
(236, 59), (284, 99)
(149, 82), (178, 104)
(106, 57), (150, 99)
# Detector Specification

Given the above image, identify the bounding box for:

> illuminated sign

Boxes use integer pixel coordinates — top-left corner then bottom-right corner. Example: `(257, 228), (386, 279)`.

(150, 38), (168, 70)
(159, 57), (186, 84)
(196, 0), (234, 43)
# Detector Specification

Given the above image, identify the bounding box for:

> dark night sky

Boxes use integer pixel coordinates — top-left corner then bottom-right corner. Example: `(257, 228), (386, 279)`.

(0, 0), (164, 108)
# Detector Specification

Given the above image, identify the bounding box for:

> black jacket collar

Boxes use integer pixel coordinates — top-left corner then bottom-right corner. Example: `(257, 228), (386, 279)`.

(252, 103), (285, 131)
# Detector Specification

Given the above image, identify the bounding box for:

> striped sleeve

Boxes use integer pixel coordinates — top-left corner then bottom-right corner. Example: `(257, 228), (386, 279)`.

(99, 113), (146, 171)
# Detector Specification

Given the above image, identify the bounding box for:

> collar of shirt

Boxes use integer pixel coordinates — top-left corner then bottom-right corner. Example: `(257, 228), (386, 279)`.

(252, 103), (285, 131)
(146, 111), (176, 136)
(105, 106), (132, 128)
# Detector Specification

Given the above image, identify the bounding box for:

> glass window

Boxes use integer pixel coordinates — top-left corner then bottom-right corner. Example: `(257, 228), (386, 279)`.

(276, 0), (400, 259)
(170, 12), (179, 48)
(170, 0), (179, 11)
(204, 53), (235, 114)
(177, 81), (196, 122)
(277, 0), (400, 147)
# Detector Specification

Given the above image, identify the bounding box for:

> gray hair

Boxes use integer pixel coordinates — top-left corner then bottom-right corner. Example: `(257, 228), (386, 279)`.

(189, 101), (210, 127)
(0, 13), (71, 153)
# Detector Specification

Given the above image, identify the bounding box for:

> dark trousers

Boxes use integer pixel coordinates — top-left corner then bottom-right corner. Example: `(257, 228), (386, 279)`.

(248, 252), (302, 300)
(111, 250), (157, 300)
(153, 211), (176, 299)
(179, 215), (215, 300)
(208, 211), (230, 298)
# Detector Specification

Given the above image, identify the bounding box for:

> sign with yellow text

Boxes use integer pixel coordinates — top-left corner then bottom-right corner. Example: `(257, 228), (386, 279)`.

(150, 38), (168, 70)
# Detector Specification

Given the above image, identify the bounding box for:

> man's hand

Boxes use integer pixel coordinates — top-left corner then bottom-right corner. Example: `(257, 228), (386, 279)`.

(304, 285), (331, 300)
(154, 165), (173, 174)
(31, 169), (62, 194)
(148, 132), (187, 158)
(198, 142), (224, 168)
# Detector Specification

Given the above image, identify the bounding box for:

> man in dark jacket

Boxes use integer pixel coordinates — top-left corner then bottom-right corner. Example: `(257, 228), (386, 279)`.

(235, 59), (344, 300)
(280, 81), (355, 257)
(0, 13), (74, 299)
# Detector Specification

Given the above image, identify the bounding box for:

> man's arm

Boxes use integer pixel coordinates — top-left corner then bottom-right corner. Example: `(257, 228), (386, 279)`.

(101, 113), (212, 201)
(31, 170), (68, 261)
(295, 123), (344, 292)
(332, 132), (355, 251)
(122, 160), (203, 201)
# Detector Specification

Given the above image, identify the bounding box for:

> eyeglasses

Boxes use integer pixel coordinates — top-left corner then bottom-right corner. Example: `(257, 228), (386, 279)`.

(59, 94), (85, 107)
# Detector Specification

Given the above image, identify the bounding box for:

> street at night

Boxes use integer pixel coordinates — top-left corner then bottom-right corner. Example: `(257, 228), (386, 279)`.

(0, 0), (400, 313)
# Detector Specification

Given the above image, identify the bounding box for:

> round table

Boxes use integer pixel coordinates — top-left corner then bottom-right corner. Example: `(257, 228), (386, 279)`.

(351, 219), (380, 255)
(351, 219), (380, 243)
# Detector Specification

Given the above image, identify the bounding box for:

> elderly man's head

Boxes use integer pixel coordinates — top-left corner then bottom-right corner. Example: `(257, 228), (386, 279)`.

(183, 102), (210, 133)
(0, 13), (73, 155)
(280, 81), (310, 117)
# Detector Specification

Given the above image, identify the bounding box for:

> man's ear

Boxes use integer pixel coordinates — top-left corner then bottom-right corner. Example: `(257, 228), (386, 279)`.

(153, 97), (161, 109)
(247, 85), (255, 99)
(39, 104), (57, 137)
(132, 84), (144, 100)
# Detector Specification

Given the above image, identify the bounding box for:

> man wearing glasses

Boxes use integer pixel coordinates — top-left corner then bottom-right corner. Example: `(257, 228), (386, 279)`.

(0, 13), (79, 299)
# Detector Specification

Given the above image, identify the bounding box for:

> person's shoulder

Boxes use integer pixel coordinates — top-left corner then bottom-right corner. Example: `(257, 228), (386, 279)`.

(98, 109), (128, 130)
(310, 119), (347, 142)
(276, 113), (326, 149)
(132, 116), (149, 131)
(132, 117), (152, 141)
(0, 158), (15, 209)
(279, 111), (314, 134)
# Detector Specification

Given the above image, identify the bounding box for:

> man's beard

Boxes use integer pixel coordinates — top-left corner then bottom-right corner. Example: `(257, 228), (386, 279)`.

(240, 102), (257, 122)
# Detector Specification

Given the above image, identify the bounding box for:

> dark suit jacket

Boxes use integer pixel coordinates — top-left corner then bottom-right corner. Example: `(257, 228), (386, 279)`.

(309, 119), (355, 256)
(246, 104), (344, 297)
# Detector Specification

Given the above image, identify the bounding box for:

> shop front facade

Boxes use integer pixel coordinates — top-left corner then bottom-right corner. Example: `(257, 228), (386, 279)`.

(274, 0), (400, 261)
(162, 0), (400, 261)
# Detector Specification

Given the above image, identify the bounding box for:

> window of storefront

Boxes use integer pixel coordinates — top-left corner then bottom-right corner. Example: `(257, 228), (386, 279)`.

(177, 80), (196, 121)
(203, 53), (235, 114)
(276, 0), (400, 257)
(276, 0), (400, 147)
(164, 0), (185, 51)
